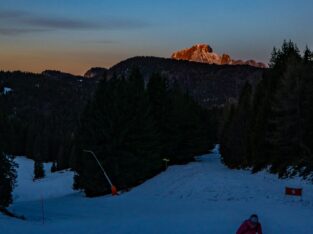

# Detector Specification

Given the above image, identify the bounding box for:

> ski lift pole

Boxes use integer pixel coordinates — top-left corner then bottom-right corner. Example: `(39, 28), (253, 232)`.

(83, 150), (118, 195)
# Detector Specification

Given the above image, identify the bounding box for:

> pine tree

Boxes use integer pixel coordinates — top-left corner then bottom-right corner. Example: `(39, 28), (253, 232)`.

(263, 42), (302, 176)
(147, 73), (215, 164)
(299, 49), (313, 175)
(51, 161), (57, 173)
(0, 153), (17, 209)
(249, 75), (272, 172)
(269, 47), (278, 68)
(0, 94), (17, 209)
(303, 46), (313, 63)
(33, 161), (45, 180)
(220, 82), (252, 168)
(147, 73), (172, 158)
(163, 82), (213, 164)
(267, 61), (302, 175)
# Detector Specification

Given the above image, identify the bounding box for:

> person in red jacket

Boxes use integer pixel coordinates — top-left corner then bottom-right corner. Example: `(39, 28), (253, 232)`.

(236, 214), (262, 234)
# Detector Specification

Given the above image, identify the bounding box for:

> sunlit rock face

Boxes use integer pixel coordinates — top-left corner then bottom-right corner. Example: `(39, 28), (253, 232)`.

(171, 44), (266, 68)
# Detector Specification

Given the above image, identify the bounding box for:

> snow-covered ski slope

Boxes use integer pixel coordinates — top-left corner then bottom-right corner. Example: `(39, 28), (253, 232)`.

(1, 146), (313, 234)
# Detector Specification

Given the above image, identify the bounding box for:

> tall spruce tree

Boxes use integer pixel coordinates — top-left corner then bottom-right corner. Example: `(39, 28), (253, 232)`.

(250, 42), (301, 173)
(147, 73), (170, 157)
(299, 47), (313, 175)
(220, 82), (252, 168)
(163, 82), (213, 164)
(51, 161), (57, 173)
(249, 74), (272, 171)
(0, 94), (17, 209)
(0, 153), (17, 209)
(33, 161), (45, 180)
(264, 42), (303, 176)
(303, 46), (313, 63)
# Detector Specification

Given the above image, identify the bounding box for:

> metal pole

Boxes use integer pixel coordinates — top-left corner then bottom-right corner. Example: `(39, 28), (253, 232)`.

(83, 150), (113, 187)
(41, 195), (45, 225)
(163, 158), (170, 170)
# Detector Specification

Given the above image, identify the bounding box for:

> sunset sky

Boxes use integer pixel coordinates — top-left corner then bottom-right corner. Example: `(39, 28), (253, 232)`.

(1, 0), (313, 75)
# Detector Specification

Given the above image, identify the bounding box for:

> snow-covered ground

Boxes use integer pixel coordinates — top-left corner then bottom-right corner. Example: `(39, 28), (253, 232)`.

(1, 87), (13, 95)
(1, 146), (313, 234)
(12, 157), (74, 203)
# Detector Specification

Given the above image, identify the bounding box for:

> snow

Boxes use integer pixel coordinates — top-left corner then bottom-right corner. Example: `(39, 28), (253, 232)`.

(1, 87), (13, 95)
(13, 157), (75, 202)
(1, 146), (313, 233)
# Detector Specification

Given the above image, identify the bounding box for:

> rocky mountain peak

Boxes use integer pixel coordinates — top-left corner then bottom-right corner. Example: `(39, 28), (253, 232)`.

(171, 44), (266, 68)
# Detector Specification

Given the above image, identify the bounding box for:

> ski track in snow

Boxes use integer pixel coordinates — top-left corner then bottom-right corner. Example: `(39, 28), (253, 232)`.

(1, 146), (313, 234)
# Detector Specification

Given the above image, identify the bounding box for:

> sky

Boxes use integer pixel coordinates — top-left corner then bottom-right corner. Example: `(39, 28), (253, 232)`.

(1, 0), (313, 75)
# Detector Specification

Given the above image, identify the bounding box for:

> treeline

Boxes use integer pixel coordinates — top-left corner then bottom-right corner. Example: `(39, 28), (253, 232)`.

(73, 69), (217, 196)
(0, 71), (97, 170)
(220, 41), (313, 178)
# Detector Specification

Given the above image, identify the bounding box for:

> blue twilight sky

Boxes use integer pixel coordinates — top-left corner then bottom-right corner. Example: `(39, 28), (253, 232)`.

(1, 0), (312, 74)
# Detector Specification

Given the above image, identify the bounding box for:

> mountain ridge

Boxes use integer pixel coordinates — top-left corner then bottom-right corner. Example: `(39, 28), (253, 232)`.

(108, 56), (264, 108)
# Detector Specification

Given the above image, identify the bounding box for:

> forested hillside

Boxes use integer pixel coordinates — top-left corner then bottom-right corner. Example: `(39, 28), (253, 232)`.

(0, 56), (262, 172)
(220, 41), (313, 178)
(0, 71), (98, 169)
(109, 56), (264, 108)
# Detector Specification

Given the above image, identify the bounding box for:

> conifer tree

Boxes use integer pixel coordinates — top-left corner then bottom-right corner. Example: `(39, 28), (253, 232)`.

(51, 161), (57, 173)
(147, 73), (172, 157)
(267, 60), (303, 175)
(220, 82), (252, 168)
(303, 46), (313, 63)
(34, 161), (45, 180)
(0, 153), (17, 209)
(249, 75), (271, 171)
(299, 47), (313, 175)
(0, 95), (17, 209)
(162, 82), (212, 164)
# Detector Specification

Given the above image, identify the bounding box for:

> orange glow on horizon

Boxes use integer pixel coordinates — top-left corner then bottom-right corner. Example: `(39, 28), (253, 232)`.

(0, 54), (120, 76)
